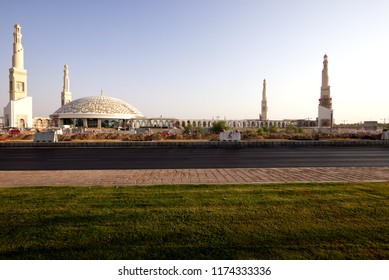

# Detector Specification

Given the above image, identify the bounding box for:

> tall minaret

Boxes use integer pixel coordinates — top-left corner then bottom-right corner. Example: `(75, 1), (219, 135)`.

(61, 64), (72, 106)
(319, 54), (332, 109)
(318, 54), (333, 127)
(260, 79), (268, 121)
(9, 23), (27, 101)
(4, 23), (33, 129)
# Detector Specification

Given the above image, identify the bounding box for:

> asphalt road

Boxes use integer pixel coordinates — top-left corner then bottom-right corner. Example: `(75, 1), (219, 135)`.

(0, 146), (388, 170)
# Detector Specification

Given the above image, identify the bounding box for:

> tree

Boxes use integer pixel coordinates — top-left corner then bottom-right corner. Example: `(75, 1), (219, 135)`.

(211, 120), (228, 133)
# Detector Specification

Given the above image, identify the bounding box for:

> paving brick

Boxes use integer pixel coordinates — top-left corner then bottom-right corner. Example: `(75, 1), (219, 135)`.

(1, 167), (389, 187)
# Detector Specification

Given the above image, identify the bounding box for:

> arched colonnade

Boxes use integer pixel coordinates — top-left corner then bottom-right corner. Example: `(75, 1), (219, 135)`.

(130, 119), (289, 129)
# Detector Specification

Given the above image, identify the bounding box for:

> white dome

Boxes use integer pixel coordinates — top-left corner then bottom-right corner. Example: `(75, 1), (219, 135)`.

(51, 95), (144, 119)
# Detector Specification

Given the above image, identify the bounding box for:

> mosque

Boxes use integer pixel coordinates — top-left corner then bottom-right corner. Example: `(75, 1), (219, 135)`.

(49, 64), (145, 130)
(2, 23), (331, 132)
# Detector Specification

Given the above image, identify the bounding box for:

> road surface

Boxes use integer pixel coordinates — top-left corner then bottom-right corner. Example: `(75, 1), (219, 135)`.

(0, 145), (388, 170)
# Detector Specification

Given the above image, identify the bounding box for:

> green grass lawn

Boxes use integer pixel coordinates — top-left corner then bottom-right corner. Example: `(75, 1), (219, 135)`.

(0, 182), (388, 259)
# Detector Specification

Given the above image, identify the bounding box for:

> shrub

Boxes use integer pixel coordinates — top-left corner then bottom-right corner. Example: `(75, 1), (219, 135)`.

(211, 121), (228, 133)
(268, 126), (278, 133)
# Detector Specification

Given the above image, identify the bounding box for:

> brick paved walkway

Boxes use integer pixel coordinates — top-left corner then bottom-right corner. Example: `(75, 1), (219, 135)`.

(1, 167), (389, 187)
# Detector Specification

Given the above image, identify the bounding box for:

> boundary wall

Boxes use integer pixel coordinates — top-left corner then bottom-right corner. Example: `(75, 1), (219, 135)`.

(0, 140), (388, 148)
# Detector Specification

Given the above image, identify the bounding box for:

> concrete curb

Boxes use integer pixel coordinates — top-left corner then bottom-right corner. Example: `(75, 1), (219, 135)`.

(0, 140), (388, 148)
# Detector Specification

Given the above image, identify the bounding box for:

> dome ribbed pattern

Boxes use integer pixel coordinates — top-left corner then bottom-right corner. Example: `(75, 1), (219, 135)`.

(53, 95), (144, 117)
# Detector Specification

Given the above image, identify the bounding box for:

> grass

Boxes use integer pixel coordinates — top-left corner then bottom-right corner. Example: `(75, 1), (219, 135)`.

(0, 182), (388, 259)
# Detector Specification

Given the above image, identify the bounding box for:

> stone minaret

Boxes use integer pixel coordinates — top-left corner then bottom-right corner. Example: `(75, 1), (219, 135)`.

(61, 64), (72, 106)
(260, 79), (268, 121)
(4, 23), (33, 129)
(9, 23), (27, 101)
(319, 54), (332, 109)
(318, 54), (333, 127)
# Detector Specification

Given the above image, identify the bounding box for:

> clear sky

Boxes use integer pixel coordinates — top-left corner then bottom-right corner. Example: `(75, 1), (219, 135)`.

(0, 0), (388, 123)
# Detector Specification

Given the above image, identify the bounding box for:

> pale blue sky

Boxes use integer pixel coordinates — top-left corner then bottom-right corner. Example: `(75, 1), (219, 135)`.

(0, 0), (388, 123)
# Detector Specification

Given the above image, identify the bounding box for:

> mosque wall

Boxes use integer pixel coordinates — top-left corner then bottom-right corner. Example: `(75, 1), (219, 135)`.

(131, 118), (291, 130)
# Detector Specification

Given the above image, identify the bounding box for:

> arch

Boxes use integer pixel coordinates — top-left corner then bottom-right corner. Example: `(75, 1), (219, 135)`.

(36, 118), (43, 128)
(19, 119), (25, 129)
(165, 120), (174, 128)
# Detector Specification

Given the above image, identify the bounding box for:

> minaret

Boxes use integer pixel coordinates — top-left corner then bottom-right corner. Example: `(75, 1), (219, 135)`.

(318, 54), (333, 127)
(61, 64), (72, 106)
(319, 54), (332, 109)
(260, 79), (268, 121)
(9, 23), (27, 101)
(4, 23), (33, 129)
